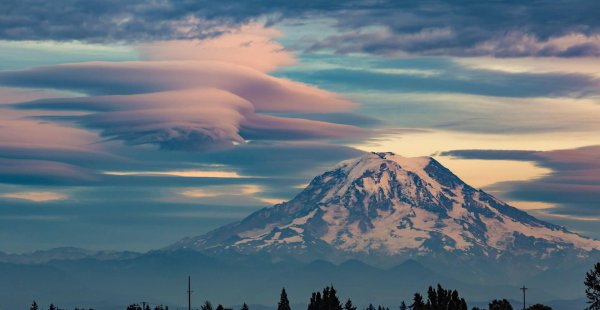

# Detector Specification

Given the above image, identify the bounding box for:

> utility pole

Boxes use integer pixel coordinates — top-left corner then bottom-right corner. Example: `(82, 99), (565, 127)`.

(520, 285), (528, 310)
(187, 276), (193, 310)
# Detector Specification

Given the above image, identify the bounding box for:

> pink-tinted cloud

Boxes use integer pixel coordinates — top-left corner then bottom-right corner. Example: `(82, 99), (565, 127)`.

(2, 61), (356, 113)
(138, 24), (296, 73)
(0, 25), (368, 186)
(0, 87), (77, 104)
(0, 54), (363, 150)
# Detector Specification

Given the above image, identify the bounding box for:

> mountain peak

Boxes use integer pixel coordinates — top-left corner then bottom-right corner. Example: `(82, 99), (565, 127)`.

(169, 152), (600, 263)
(348, 151), (432, 171)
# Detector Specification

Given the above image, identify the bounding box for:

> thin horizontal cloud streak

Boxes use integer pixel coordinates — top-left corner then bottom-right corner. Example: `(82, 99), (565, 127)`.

(280, 62), (600, 98)
(0, 158), (99, 185)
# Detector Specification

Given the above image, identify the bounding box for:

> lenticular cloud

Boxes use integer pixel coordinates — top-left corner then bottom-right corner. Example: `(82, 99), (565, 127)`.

(0, 25), (366, 151)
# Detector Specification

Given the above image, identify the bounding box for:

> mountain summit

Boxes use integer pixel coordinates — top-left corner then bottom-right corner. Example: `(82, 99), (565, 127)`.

(170, 152), (600, 263)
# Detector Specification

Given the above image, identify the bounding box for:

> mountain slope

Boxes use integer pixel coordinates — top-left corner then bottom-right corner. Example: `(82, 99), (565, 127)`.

(169, 152), (600, 263)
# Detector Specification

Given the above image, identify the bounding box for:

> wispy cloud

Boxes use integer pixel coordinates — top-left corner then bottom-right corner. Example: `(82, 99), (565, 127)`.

(104, 170), (246, 178)
(0, 191), (67, 202)
(441, 145), (600, 220)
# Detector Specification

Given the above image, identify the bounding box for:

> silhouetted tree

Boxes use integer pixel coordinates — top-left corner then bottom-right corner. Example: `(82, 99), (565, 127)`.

(365, 305), (376, 310)
(377, 306), (389, 310)
(345, 299), (357, 310)
(49, 304), (57, 310)
(399, 302), (407, 310)
(217, 304), (225, 310)
(127, 304), (142, 310)
(586, 262), (600, 310)
(279, 288), (292, 310)
(423, 284), (467, 310)
(489, 299), (513, 310)
(30, 301), (38, 310)
(471, 308), (483, 310)
(144, 305), (151, 310)
(308, 286), (342, 310)
(241, 303), (250, 310)
(525, 304), (552, 310)
(411, 293), (426, 310)
(308, 292), (322, 310)
(202, 301), (214, 310)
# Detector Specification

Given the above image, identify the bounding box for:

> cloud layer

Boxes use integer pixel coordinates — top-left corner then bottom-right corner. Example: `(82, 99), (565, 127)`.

(0, 25), (370, 195)
(441, 146), (600, 219)
(3, 0), (600, 57)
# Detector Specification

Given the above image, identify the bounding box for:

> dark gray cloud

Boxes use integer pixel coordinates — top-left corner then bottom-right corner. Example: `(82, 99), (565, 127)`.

(200, 142), (364, 178)
(309, 1), (600, 57)
(441, 145), (600, 219)
(0, 0), (364, 42)
(2, 0), (600, 57)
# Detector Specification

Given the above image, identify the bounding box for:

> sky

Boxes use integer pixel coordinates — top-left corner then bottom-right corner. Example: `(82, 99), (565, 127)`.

(1, 0), (599, 253)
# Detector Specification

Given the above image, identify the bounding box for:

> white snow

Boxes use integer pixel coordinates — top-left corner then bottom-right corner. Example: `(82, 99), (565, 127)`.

(193, 151), (600, 257)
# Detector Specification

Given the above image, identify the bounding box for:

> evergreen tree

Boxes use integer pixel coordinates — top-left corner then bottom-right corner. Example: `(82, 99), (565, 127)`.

(217, 304), (225, 310)
(241, 303), (250, 310)
(308, 286), (342, 310)
(145, 305), (151, 310)
(49, 304), (57, 310)
(365, 305), (376, 310)
(411, 294), (425, 310)
(471, 308), (483, 310)
(279, 288), (292, 310)
(202, 301), (214, 310)
(399, 301), (407, 310)
(489, 299), (513, 310)
(323, 286), (342, 310)
(308, 292), (319, 310)
(345, 299), (357, 310)
(421, 284), (467, 310)
(586, 262), (600, 310)
(30, 301), (39, 310)
(525, 304), (552, 310)
(316, 292), (322, 310)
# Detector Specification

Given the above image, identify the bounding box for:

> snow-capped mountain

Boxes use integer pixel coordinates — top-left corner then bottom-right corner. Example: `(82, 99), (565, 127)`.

(169, 152), (600, 262)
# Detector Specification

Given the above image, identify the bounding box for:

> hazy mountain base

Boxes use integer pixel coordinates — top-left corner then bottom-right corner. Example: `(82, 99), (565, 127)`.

(0, 249), (593, 310)
(168, 152), (600, 296)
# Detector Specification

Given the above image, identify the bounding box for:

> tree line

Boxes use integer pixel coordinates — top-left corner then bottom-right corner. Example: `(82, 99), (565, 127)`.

(27, 261), (600, 310)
